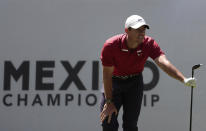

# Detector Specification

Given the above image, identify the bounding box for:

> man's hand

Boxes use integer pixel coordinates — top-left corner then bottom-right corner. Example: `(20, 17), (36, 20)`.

(100, 102), (118, 123)
(184, 77), (197, 88)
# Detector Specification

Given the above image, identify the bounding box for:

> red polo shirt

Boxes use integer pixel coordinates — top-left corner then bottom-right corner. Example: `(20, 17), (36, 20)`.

(100, 34), (164, 76)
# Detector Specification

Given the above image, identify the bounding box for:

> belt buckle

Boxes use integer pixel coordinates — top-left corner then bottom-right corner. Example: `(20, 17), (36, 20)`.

(122, 76), (128, 80)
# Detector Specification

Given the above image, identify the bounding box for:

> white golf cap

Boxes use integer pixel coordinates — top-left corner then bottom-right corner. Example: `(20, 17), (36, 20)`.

(125, 15), (149, 29)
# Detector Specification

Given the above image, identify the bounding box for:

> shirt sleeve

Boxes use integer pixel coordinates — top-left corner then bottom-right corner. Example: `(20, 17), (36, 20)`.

(100, 43), (114, 66)
(149, 39), (165, 60)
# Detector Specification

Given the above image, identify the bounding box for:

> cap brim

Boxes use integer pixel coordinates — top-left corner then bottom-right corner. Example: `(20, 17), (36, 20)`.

(130, 23), (150, 29)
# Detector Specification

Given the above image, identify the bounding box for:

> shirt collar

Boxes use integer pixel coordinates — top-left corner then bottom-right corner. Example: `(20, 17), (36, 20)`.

(121, 34), (129, 52)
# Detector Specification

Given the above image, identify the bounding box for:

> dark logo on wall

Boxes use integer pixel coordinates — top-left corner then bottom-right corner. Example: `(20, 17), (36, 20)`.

(1, 60), (160, 107)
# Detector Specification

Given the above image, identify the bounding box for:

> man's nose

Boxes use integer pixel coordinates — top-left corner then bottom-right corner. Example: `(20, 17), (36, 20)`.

(139, 31), (145, 35)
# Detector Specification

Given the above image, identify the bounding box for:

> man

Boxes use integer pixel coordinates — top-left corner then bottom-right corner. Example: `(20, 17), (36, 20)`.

(99, 15), (196, 131)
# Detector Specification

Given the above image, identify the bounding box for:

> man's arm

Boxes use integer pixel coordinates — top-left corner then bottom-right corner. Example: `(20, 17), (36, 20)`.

(100, 65), (117, 123)
(154, 55), (185, 83)
(102, 65), (114, 100)
(154, 55), (196, 87)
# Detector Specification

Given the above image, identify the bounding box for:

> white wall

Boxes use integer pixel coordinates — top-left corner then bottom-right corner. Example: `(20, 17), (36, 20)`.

(0, 0), (206, 131)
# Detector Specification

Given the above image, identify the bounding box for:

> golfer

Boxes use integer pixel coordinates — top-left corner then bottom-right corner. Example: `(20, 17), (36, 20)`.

(100, 15), (196, 131)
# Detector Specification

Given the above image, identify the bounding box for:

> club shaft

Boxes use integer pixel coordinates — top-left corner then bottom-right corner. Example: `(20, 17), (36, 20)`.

(189, 70), (194, 131)
(189, 87), (193, 131)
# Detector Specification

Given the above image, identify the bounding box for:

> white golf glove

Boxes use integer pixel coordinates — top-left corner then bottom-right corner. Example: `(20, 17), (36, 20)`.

(183, 77), (197, 88)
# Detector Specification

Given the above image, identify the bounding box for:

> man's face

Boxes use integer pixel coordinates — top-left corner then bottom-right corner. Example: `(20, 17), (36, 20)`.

(127, 25), (146, 43)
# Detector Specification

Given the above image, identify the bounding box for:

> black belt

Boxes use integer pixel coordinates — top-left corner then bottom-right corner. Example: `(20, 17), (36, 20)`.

(112, 74), (140, 80)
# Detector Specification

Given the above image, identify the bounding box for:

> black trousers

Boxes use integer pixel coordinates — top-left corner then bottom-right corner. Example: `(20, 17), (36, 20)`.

(100, 73), (144, 131)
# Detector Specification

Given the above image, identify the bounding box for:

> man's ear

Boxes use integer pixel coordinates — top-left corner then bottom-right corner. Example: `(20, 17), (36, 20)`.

(125, 28), (129, 33)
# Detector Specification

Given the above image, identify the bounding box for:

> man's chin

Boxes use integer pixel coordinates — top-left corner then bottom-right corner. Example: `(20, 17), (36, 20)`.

(136, 39), (144, 43)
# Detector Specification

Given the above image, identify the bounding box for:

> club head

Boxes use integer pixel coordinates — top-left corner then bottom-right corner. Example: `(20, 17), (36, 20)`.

(192, 64), (203, 70)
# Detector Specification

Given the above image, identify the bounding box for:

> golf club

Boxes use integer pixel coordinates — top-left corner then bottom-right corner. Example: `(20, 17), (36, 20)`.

(189, 64), (203, 131)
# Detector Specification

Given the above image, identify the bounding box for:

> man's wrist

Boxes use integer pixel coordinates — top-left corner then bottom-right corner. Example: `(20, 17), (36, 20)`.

(105, 98), (113, 104)
(181, 76), (186, 83)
